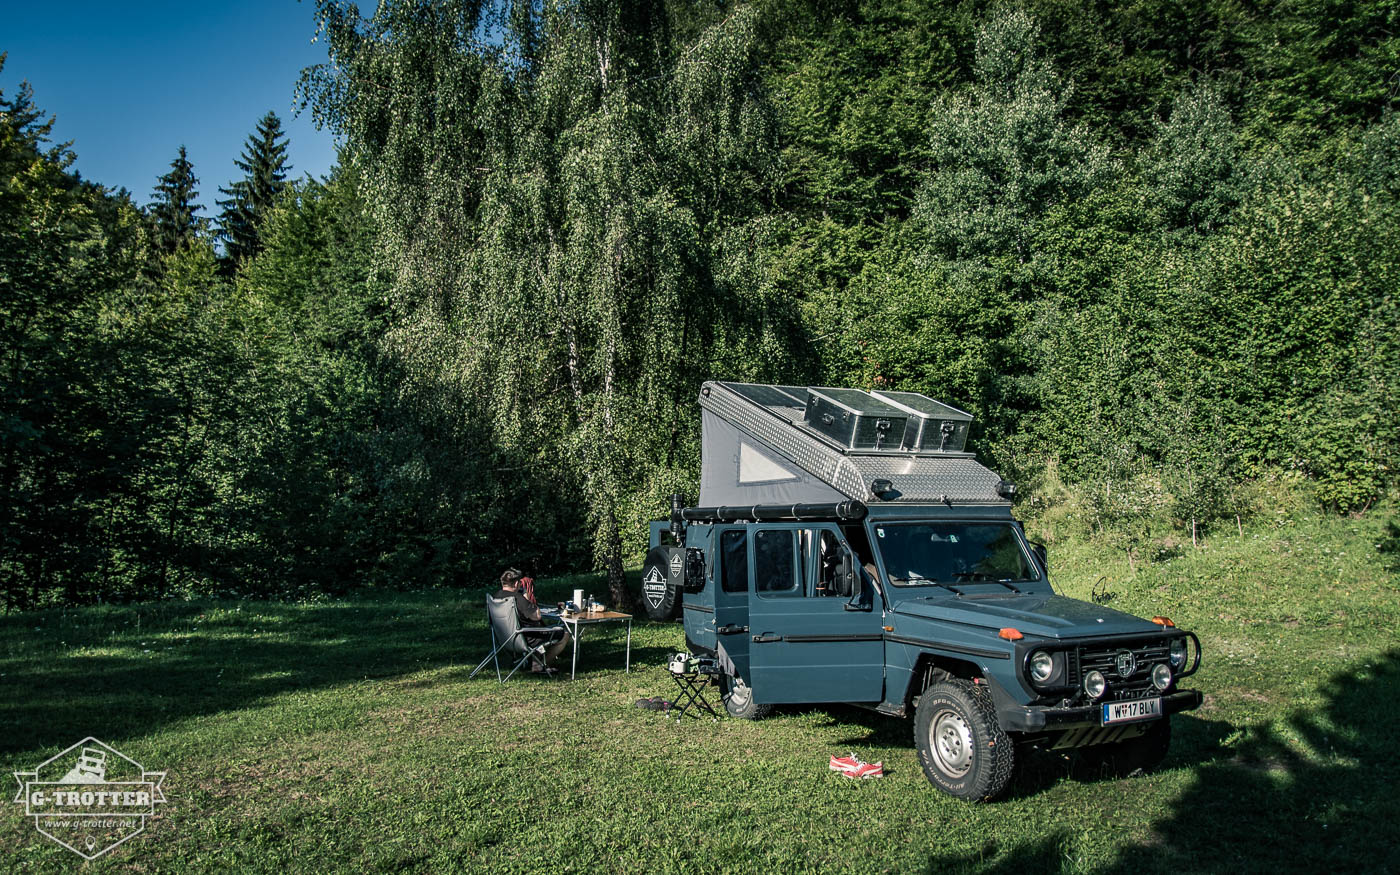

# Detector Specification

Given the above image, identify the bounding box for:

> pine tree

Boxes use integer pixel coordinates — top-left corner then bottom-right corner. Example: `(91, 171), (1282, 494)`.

(150, 145), (203, 255)
(216, 111), (291, 262)
(0, 58), (50, 148)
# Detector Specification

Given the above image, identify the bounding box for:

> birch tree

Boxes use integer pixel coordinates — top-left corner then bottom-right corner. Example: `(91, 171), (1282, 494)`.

(305, 1), (782, 605)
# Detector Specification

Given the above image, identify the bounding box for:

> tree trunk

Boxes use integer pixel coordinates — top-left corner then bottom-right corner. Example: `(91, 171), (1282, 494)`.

(604, 507), (634, 612)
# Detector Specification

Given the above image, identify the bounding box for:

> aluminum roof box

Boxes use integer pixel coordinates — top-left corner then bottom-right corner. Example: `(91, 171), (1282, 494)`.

(871, 390), (972, 453)
(697, 381), (1005, 506)
(803, 387), (907, 451)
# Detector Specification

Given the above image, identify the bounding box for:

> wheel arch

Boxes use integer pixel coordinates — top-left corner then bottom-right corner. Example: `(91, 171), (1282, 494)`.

(905, 652), (984, 711)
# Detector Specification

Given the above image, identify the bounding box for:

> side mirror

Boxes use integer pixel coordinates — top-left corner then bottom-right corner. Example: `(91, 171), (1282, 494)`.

(683, 548), (706, 593)
(839, 550), (872, 611)
(836, 551), (857, 598)
(1032, 542), (1047, 573)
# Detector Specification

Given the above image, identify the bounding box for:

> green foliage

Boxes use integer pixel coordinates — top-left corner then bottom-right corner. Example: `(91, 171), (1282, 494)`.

(6, 0), (1400, 608)
(1147, 78), (1245, 235)
(915, 9), (1113, 271)
(303, 0), (799, 606)
(1, 61), (147, 607)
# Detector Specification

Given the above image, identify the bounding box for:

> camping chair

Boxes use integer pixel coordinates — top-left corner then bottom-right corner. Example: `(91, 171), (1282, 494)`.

(468, 595), (566, 683)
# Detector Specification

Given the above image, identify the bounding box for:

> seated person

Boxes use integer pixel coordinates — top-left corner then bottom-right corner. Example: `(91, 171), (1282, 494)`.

(495, 568), (571, 674)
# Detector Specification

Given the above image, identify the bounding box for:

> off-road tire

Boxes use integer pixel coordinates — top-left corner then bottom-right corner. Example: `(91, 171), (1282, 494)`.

(914, 680), (1014, 801)
(1079, 716), (1171, 778)
(721, 672), (771, 720)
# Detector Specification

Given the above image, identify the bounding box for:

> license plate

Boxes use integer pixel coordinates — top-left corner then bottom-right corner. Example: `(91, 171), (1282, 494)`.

(1102, 697), (1163, 725)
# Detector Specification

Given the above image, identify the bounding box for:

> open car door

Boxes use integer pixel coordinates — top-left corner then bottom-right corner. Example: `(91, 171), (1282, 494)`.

(711, 527), (752, 683)
(746, 525), (885, 704)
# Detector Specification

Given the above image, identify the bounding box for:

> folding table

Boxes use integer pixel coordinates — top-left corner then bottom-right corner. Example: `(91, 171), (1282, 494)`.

(554, 609), (633, 680)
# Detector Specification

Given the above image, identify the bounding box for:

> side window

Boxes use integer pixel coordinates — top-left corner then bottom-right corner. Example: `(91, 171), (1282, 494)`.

(813, 529), (844, 597)
(754, 529), (799, 596)
(721, 530), (748, 593)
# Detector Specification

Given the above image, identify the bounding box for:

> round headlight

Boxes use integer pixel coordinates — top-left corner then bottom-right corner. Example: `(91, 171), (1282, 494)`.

(1169, 638), (1187, 668)
(1152, 663), (1173, 691)
(1029, 650), (1054, 684)
(1084, 669), (1106, 699)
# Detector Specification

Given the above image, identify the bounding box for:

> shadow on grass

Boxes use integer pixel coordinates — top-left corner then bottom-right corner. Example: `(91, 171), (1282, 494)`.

(925, 650), (1400, 873)
(0, 585), (677, 758)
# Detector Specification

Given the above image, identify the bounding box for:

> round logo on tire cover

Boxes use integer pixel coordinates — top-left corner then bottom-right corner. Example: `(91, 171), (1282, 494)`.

(642, 565), (667, 609)
(1115, 649), (1136, 678)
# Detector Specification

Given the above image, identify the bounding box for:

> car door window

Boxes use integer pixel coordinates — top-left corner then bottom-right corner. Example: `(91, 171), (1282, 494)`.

(721, 529), (748, 593)
(754, 529), (799, 596)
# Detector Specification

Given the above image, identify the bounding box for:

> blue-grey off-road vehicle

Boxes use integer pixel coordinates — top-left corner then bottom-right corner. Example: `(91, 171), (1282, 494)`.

(641, 382), (1202, 801)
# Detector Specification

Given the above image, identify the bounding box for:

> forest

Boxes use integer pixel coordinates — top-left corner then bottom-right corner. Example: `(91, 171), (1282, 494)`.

(2, 0), (1397, 611)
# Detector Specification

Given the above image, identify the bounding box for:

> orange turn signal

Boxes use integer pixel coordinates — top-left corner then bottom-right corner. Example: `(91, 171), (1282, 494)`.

(998, 627), (1024, 640)
(1151, 616), (1176, 627)
(882, 625), (894, 632)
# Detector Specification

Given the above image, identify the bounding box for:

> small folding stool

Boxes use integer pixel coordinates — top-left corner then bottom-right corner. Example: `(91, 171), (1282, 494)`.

(667, 654), (721, 720)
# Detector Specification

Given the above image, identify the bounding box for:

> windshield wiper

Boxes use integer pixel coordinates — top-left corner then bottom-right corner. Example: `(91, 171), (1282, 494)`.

(892, 577), (966, 596)
(951, 572), (1024, 594)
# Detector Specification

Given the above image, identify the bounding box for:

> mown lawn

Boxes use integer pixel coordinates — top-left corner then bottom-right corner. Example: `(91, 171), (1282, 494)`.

(3, 510), (1398, 873)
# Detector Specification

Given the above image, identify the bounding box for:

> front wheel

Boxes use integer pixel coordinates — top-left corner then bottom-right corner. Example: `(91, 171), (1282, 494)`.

(720, 672), (771, 720)
(914, 680), (1014, 801)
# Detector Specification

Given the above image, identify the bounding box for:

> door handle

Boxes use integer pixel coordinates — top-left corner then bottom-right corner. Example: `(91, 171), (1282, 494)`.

(752, 633), (783, 644)
(717, 624), (748, 635)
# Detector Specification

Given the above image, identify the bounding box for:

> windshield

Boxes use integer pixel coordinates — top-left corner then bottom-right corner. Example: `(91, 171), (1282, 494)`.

(873, 522), (1038, 587)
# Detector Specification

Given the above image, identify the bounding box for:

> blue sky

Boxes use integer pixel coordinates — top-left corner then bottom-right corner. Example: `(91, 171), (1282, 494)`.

(2, 1), (339, 215)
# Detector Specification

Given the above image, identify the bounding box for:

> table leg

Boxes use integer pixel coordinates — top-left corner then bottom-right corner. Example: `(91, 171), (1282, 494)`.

(570, 621), (580, 681)
(625, 619), (632, 673)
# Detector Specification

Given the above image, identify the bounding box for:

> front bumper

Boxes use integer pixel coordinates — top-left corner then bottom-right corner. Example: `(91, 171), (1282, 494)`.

(997, 689), (1203, 733)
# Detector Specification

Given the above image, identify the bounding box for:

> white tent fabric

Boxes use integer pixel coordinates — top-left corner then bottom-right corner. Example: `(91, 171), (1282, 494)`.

(699, 411), (846, 505)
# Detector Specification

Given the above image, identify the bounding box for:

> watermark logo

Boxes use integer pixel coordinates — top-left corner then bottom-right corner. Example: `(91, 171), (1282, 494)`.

(642, 565), (667, 608)
(12, 737), (167, 860)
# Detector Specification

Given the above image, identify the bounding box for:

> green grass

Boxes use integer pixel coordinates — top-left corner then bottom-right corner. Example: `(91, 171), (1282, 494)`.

(2, 510), (1399, 873)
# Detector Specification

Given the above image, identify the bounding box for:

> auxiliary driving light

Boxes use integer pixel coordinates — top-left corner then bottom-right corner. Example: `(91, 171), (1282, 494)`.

(1029, 651), (1054, 684)
(1170, 638), (1187, 668)
(1084, 670), (1106, 699)
(1152, 663), (1173, 691)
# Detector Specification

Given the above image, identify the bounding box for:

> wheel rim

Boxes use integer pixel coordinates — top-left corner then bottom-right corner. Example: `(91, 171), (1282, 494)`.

(930, 708), (974, 778)
(726, 676), (751, 709)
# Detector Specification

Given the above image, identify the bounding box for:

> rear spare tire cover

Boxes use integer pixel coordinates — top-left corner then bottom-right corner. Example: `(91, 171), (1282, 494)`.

(639, 545), (684, 620)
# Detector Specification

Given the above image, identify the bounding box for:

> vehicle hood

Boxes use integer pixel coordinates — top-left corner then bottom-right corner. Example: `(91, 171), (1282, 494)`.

(891, 593), (1161, 639)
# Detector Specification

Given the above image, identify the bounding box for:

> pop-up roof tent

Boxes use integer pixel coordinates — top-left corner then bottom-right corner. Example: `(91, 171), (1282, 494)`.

(697, 382), (1008, 507)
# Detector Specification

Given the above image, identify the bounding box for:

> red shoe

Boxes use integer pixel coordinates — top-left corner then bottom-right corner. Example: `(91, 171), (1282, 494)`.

(830, 753), (862, 772)
(843, 760), (884, 779)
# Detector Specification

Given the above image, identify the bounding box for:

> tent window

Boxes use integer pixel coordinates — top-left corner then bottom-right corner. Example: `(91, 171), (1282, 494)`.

(738, 442), (799, 484)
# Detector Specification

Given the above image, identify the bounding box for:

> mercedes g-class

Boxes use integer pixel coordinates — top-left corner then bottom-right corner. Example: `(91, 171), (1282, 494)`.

(641, 382), (1201, 801)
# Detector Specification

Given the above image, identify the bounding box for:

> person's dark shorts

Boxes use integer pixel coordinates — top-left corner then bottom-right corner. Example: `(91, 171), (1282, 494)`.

(523, 615), (563, 648)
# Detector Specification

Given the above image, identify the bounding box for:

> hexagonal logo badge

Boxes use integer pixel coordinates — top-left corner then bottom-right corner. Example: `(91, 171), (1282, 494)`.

(1116, 649), (1137, 679)
(12, 737), (167, 860)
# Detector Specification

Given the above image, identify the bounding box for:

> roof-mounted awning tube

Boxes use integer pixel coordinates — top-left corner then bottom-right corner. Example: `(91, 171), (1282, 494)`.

(681, 500), (869, 524)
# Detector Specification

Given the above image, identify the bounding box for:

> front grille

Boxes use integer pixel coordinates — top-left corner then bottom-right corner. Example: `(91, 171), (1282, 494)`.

(1066, 639), (1170, 700)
